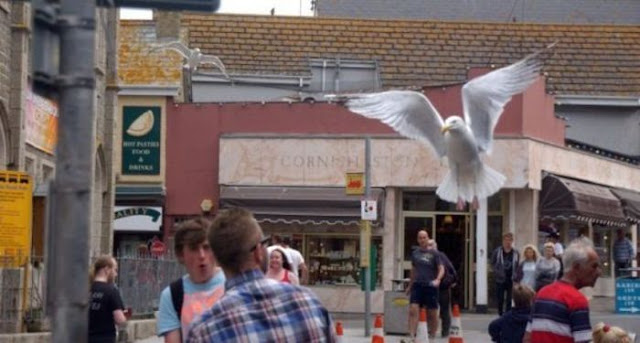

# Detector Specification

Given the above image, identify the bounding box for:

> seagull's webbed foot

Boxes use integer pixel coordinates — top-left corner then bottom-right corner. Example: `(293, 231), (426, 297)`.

(471, 196), (479, 211)
(456, 198), (465, 211)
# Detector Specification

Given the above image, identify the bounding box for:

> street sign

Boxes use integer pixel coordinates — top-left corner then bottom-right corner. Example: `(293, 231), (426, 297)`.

(0, 171), (32, 267)
(361, 200), (377, 221)
(108, 0), (220, 12)
(346, 172), (365, 195)
(150, 240), (166, 257)
(615, 277), (640, 314)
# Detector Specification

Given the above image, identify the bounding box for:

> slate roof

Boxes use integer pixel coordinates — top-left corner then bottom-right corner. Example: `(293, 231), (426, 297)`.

(182, 14), (640, 96)
(316, 0), (640, 25)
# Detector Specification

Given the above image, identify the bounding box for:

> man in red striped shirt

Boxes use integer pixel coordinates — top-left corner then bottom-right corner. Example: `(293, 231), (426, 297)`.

(523, 237), (602, 343)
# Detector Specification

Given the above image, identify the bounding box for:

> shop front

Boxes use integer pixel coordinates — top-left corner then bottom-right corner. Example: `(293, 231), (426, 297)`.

(113, 186), (165, 256)
(539, 174), (632, 296)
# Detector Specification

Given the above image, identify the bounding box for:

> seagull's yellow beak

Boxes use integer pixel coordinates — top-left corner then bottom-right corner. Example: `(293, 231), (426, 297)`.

(441, 125), (451, 134)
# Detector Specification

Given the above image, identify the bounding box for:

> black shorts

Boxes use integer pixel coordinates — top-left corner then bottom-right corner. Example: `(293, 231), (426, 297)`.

(410, 283), (439, 309)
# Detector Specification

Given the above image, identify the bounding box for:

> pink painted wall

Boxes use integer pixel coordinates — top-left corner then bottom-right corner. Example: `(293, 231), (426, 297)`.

(165, 102), (395, 218)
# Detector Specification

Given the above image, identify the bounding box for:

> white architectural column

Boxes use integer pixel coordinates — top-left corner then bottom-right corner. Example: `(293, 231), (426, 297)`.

(476, 197), (488, 312)
(513, 190), (539, 249)
(382, 187), (397, 291)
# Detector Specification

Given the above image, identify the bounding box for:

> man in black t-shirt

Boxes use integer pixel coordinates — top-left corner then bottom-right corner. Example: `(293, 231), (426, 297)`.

(406, 230), (444, 340)
(89, 256), (127, 343)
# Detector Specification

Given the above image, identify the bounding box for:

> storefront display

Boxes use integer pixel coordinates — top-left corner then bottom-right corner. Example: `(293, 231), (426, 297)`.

(593, 225), (613, 278)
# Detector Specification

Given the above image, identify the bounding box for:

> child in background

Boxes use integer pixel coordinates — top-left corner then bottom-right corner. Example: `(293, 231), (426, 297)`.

(488, 283), (535, 343)
(593, 322), (635, 343)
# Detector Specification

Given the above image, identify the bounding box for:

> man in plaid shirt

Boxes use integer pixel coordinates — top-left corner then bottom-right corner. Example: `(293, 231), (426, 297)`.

(187, 208), (336, 343)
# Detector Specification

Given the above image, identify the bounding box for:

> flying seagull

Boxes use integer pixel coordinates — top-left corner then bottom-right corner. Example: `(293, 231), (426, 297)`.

(149, 41), (229, 78)
(330, 46), (553, 210)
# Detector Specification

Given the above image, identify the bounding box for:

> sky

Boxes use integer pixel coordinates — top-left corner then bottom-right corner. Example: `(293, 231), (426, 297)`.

(119, 0), (314, 20)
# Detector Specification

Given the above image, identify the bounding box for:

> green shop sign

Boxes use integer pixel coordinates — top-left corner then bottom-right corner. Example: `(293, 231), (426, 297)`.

(122, 106), (161, 175)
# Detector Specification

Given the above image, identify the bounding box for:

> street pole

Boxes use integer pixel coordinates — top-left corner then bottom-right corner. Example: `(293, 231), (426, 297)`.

(364, 137), (372, 336)
(50, 0), (96, 341)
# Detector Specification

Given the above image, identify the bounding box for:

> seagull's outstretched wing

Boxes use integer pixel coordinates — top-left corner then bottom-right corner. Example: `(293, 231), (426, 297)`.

(149, 41), (192, 59)
(331, 90), (447, 157)
(462, 45), (551, 153)
(199, 55), (229, 78)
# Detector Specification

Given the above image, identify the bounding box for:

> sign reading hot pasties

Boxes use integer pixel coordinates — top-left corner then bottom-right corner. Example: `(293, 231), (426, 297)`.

(114, 206), (162, 232)
(121, 106), (161, 175)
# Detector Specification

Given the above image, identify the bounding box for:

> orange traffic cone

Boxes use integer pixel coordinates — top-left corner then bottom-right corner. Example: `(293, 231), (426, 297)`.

(448, 304), (464, 343)
(335, 321), (344, 343)
(372, 314), (384, 343)
(415, 308), (429, 343)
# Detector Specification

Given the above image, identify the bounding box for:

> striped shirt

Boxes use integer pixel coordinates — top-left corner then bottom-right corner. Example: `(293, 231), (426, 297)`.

(527, 281), (591, 343)
(186, 269), (336, 343)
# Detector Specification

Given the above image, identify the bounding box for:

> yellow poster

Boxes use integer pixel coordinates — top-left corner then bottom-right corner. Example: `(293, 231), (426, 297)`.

(346, 172), (365, 195)
(0, 171), (32, 267)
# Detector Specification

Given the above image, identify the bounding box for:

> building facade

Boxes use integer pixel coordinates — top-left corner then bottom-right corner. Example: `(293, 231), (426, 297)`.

(118, 14), (640, 313)
(0, 2), (118, 333)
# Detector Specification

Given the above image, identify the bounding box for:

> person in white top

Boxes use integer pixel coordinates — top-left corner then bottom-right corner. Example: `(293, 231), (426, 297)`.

(282, 236), (309, 285)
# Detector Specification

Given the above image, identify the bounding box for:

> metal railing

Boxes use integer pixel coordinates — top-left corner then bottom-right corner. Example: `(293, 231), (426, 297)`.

(115, 252), (184, 317)
(0, 254), (46, 333)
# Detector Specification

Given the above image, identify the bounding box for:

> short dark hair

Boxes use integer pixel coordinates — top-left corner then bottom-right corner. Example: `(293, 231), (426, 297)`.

(173, 217), (211, 257)
(512, 283), (535, 308)
(208, 208), (261, 274)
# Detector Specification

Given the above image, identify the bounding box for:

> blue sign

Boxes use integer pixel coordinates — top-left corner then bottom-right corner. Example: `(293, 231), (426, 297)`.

(615, 277), (640, 314)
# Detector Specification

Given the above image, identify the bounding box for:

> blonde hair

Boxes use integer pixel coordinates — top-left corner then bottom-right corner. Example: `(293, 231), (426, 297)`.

(90, 255), (115, 282)
(522, 244), (539, 261)
(592, 322), (632, 343)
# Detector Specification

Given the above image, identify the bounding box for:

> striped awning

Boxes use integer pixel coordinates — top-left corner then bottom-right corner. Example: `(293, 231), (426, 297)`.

(539, 174), (626, 227)
(219, 185), (384, 226)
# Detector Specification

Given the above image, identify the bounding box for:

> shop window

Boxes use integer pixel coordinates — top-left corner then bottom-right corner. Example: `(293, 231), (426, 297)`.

(307, 235), (382, 287)
(593, 225), (612, 278)
(403, 191), (437, 211)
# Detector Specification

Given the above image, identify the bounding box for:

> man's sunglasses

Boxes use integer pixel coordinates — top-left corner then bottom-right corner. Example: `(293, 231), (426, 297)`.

(250, 235), (271, 252)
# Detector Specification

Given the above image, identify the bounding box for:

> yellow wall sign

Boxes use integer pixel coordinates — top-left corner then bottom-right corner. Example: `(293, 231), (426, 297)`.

(346, 172), (365, 195)
(0, 171), (32, 266)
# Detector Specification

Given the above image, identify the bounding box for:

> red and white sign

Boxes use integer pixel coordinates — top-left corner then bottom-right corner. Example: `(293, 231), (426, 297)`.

(150, 240), (166, 256)
(361, 200), (377, 221)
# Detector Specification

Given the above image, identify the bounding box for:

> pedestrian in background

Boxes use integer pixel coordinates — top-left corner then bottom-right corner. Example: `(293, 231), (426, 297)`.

(427, 239), (457, 338)
(488, 283), (534, 343)
(515, 244), (539, 291)
(613, 229), (635, 278)
(187, 208), (336, 342)
(490, 232), (520, 315)
(524, 237), (602, 343)
(266, 247), (299, 285)
(89, 255), (127, 343)
(406, 230), (444, 340)
(282, 236), (309, 285)
(157, 217), (225, 343)
(535, 242), (561, 291)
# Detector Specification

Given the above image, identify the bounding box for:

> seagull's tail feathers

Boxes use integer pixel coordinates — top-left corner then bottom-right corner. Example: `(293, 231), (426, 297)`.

(436, 163), (505, 203)
(473, 163), (506, 200)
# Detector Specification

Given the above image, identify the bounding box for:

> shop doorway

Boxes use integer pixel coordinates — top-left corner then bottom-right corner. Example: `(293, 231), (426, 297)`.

(400, 212), (435, 278)
(400, 211), (472, 309)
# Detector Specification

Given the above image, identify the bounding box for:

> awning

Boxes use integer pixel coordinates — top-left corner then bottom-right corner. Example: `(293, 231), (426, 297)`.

(539, 174), (626, 227)
(219, 185), (384, 226)
(611, 188), (640, 223)
(116, 185), (165, 202)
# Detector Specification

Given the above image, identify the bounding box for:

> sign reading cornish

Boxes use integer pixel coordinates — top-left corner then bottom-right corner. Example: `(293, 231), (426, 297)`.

(122, 106), (161, 175)
(113, 206), (163, 232)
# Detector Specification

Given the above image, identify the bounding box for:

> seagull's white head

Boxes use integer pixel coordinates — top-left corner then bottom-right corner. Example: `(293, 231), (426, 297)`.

(441, 116), (465, 134)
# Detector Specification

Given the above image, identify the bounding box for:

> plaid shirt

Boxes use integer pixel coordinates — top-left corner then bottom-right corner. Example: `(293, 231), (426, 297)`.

(187, 269), (336, 343)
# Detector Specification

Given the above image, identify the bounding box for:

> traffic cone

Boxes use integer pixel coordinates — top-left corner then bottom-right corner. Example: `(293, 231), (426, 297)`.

(448, 304), (464, 343)
(372, 314), (384, 343)
(335, 321), (344, 343)
(415, 308), (429, 343)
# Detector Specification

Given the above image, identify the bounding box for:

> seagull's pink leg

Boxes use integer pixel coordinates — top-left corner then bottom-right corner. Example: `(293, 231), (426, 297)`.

(456, 198), (465, 211)
(471, 196), (479, 211)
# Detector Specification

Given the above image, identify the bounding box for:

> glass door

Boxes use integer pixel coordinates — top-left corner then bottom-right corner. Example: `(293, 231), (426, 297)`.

(401, 212), (435, 278)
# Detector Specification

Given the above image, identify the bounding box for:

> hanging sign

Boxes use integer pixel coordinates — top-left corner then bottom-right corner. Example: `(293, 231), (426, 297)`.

(361, 200), (377, 221)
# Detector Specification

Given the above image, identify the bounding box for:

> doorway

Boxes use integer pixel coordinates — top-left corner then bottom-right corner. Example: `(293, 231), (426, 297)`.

(400, 212), (435, 278)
